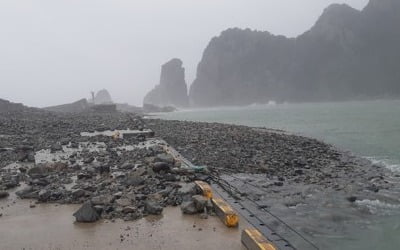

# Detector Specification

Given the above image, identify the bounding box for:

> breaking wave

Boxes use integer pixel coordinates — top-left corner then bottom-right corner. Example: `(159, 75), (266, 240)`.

(366, 157), (400, 173)
(356, 199), (400, 215)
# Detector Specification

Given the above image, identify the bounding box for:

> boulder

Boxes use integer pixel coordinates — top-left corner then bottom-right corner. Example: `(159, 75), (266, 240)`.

(180, 201), (198, 214)
(144, 200), (163, 215)
(0, 191), (9, 199)
(152, 162), (171, 173)
(192, 195), (208, 212)
(73, 202), (100, 223)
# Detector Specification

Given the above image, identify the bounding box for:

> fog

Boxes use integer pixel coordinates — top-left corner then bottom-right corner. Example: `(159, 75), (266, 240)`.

(0, 0), (368, 107)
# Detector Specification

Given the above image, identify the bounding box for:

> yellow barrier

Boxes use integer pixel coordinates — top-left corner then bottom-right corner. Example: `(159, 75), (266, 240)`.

(241, 229), (277, 250)
(195, 181), (213, 199)
(211, 198), (239, 227)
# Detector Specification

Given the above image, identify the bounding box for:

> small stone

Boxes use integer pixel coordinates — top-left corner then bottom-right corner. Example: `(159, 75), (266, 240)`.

(116, 198), (132, 207)
(347, 196), (357, 203)
(72, 189), (86, 199)
(155, 153), (175, 164)
(122, 206), (136, 214)
(0, 191), (9, 199)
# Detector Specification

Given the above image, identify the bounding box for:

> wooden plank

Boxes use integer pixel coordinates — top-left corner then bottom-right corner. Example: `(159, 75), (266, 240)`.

(211, 198), (239, 227)
(241, 229), (278, 250)
(195, 180), (213, 199)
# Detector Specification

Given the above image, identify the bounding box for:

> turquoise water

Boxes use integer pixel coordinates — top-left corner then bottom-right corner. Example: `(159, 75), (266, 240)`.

(154, 100), (400, 172)
(153, 100), (400, 250)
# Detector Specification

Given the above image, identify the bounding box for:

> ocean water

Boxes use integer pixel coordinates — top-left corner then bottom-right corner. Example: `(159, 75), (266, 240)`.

(153, 100), (400, 250)
(154, 100), (400, 172)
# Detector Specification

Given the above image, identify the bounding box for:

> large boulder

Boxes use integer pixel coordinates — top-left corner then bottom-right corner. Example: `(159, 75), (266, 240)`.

(143, 58), (189, 108)
(73, 202), (100, 223)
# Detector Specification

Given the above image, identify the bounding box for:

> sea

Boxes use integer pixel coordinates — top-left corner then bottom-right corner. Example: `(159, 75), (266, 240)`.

(153, 99), (400, 250)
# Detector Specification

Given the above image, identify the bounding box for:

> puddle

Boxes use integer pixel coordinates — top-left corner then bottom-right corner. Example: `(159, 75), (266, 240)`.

(0, 201), (247, 250)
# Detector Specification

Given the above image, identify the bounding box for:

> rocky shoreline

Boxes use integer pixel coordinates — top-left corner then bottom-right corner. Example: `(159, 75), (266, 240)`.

(0, 110), (213, 222)
(1, 108), (399, 246)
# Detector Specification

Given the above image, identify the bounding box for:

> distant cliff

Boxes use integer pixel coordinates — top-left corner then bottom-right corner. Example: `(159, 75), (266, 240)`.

(144, 58), (189, 108)
(189, 0), (400, 106)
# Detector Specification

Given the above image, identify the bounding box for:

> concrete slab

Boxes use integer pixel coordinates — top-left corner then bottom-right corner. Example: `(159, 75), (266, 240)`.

(0, 196), (249, 250)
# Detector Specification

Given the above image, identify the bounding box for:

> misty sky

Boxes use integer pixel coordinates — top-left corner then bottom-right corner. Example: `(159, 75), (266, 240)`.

(0, 0), (369, 107)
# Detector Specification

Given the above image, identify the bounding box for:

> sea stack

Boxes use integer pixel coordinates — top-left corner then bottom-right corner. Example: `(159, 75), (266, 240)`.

(94, 89), (113, 104)
(143, 58), (189, 108)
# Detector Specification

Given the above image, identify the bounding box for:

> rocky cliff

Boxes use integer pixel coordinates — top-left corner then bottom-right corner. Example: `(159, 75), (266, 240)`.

(144, 58), (189, 108)
(189, 0), (400, 106)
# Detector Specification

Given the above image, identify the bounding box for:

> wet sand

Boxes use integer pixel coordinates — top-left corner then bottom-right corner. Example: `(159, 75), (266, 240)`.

(0, 194), (248, 250)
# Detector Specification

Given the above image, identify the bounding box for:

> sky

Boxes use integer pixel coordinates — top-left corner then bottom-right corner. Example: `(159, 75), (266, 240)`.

(0, 0), (369, 107)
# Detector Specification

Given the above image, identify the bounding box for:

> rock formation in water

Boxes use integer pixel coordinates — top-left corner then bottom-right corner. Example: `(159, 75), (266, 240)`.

(189, 0), (400, 106)
(143, 58), (189, 108)
(44, 99), (89, 113)
(94, 89), (113, 104)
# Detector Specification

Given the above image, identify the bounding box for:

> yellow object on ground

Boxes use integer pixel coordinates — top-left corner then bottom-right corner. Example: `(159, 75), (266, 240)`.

(241, 229), (277, 250)
(211, 198), (239, 227)
(195, 181), (213, 199)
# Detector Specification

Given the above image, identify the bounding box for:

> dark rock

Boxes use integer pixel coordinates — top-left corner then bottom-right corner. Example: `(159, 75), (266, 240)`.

(73, 202), (100, 222)
(0, 191), (9, 199)
(144, 200), (163, 215)
(16, 187), (39, 199)
(366, 185), (379, 193)
(27, 165), (51, 178)
(120, 162), (135, 170)
(122, 206), (136, 214)
(152, 162), (171, 173)
(294, 169), (304, 175)
(72, 189), (86, 199)
(38, 189), (51, 202)
(192, 195), (208, 212)
(125, 176), (145, 186)
(91, 195), (114, 206)
(115, 198), (132, 207)
(77, 173), (92, 180)
(181, 201), (198, 214)
(155, 153), (175, 164)
(347, 196), (357, 202)
(83, 156), (95, 164)
(50, 143), (63, 153)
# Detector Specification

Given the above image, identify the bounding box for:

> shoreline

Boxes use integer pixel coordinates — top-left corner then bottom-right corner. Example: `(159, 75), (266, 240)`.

(1, 110), (400, 249)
